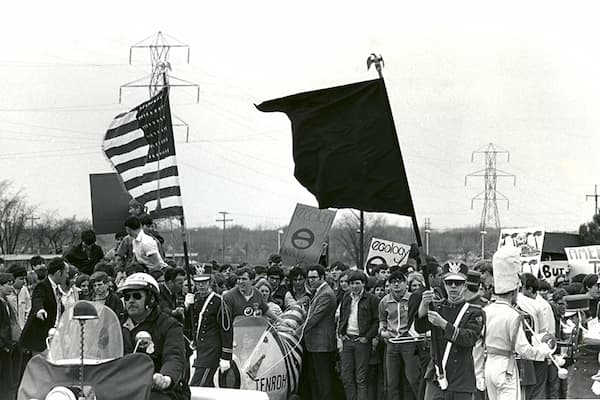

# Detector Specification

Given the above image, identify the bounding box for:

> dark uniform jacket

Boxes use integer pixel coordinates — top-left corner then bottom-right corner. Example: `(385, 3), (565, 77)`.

(415, 299), (484, 393)
(159, 284), (183, 323)
(185, 292), (233, 368)
(64, 243), (104, 276)
(338, 290), (379, 340)
(122, 307), (190, 400)
(20, 278), (62, 352)
(104, 292), (125, 320)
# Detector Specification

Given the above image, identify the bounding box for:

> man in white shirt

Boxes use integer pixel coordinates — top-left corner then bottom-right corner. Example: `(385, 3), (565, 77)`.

(124, 216), (166, 270)
(517, 273), (548, 399)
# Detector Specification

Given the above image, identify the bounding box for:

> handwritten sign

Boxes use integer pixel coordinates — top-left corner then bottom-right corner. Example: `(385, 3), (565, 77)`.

(280, 203), (336, 267)
(565, 245), (600, 276)
(364, 237), (410, 269)
(498, 227), (545, 276)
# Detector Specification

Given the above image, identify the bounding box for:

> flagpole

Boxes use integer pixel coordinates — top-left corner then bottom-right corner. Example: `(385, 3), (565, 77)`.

(158, 65), (195, 347)
(359, 210), (365, 268)
(368, 52), (440, 377)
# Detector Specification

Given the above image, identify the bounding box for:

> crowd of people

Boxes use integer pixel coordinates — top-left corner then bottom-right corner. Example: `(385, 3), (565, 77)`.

(0, 207), (599, 400)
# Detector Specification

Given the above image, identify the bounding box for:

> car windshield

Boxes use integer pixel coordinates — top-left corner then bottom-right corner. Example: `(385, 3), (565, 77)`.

(47, 302), (123, 365)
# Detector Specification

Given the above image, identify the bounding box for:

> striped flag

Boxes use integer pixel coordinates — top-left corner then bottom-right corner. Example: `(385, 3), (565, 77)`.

(102, 88), (183, 219)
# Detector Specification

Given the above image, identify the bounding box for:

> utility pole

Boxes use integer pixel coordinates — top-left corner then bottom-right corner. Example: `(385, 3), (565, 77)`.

(586, 184), (600, 215)
(424, 218), (431, 255)
(465, 143), (516, 257)
(25, 216), (39, 253)
(216, 211), (233, 264)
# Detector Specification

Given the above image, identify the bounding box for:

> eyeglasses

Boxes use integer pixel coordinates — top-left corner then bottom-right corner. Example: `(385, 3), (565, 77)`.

(123, 292), (143, 301)
(445, 280), (465, 287)
(389, 280), (405, 285)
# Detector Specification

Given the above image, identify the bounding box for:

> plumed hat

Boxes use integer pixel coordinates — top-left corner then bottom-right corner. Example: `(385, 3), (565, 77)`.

(492, 246), (521, 295)
(441, 261), (468, 281)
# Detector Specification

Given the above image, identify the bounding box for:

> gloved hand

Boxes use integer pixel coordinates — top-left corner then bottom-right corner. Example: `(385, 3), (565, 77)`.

(184, 293), (195, 308)
(219, 359), (231, 372)
(538, 343), (552, 356)
(476, 378), (485, 392)
(36, 309), (47, 320)
(152, 373), (172, 390)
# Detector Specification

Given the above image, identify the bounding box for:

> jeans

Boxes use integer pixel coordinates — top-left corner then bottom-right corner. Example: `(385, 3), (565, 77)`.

(385, 342), (420, 400)
(341, 339), (371, 400)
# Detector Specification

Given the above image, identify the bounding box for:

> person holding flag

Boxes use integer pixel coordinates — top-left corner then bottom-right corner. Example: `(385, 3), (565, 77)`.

(415, 261), (484, 400)
(185, 274), (232, 387)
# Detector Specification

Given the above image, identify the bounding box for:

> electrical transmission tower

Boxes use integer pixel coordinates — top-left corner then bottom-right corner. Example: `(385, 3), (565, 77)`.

(119, 31), (199, 142)
(465, 142), (516, 238)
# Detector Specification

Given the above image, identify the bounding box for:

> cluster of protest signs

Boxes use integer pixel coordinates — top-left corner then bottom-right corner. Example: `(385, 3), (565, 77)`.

(280, 204), (592, 284)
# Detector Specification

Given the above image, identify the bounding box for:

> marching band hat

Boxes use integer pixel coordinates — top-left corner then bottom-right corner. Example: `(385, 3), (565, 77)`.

(466, 270), (481, 290)
(492, 246), (521, 295)
(441, 261), (468, 281)
(564, 294), (590, 312)
(193, 274), (211, 282)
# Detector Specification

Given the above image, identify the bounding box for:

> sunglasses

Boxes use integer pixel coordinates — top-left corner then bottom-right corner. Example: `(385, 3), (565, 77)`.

(123, 292), (143, 301)
(445, 280), (465, 287)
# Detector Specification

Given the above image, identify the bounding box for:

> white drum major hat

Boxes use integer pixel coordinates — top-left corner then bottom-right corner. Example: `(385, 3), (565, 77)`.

(492, 246), (522, 295)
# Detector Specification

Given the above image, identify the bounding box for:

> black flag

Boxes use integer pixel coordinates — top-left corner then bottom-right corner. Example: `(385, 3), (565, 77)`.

(257, 78), (416, 216)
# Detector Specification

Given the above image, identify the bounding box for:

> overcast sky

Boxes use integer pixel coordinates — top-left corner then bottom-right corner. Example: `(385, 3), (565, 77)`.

(2, 1), (600, 233)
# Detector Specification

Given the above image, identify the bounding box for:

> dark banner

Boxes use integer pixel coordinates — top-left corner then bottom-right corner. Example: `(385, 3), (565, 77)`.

(89, 173), (132, 234)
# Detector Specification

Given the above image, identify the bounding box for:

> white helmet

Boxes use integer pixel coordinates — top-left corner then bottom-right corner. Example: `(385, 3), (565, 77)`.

(118, 273), (160, 298)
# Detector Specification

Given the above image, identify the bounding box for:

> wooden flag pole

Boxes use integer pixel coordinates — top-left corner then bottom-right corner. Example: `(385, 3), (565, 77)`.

(368, 52), (441, 380)
(179, 215), (196, 348)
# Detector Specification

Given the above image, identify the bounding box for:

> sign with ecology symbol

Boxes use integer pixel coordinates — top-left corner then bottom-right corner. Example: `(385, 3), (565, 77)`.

(280, 204), (337, 267)
(365, 237), (411, 270)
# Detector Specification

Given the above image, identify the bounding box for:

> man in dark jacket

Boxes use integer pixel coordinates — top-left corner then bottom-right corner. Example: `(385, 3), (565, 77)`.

(185, 274), (233, 387)
(64, 230), (104, 276)
(300, 264), (338, 400)
(415, 262), (484, 400)
(119, 272), (189, 400)
(159, 268), (185, 323)
(90, 271), (124, 319)
(338, 270), (379, 400)
(20, 257), (68, 353)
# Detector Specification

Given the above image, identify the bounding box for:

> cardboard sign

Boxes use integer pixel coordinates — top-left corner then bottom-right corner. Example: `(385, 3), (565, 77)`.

(497, 227), (545, 276)
(364, 238), (410, 270)
(565, 245), (600, 276)
(280, 204), (336, 267)
(537, 261), (569, 285)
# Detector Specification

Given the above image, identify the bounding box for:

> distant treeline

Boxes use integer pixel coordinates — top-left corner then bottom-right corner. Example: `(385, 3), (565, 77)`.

(142, 223), (504, 267)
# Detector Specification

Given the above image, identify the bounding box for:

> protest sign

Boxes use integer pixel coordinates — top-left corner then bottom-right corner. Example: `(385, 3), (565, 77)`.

(565, 245), (600, 276)
(497, 227), (545, 277)
(364, 238), (411, 270)
(280, 204), (336, 267)
(537, 261), (569, 285)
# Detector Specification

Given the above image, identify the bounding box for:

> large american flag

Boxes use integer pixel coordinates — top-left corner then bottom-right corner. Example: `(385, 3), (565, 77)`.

(102, 88), (184, 219)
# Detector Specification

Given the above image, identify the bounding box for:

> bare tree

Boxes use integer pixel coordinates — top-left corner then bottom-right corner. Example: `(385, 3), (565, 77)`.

(579, 214), (600, 245)
(35, 212), (91, 253)
(332, 212), (386, 267)
(0, 180), (33, 254)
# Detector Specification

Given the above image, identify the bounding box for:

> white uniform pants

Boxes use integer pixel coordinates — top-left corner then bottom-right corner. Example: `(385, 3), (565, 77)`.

(484, 355), (521, 400)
